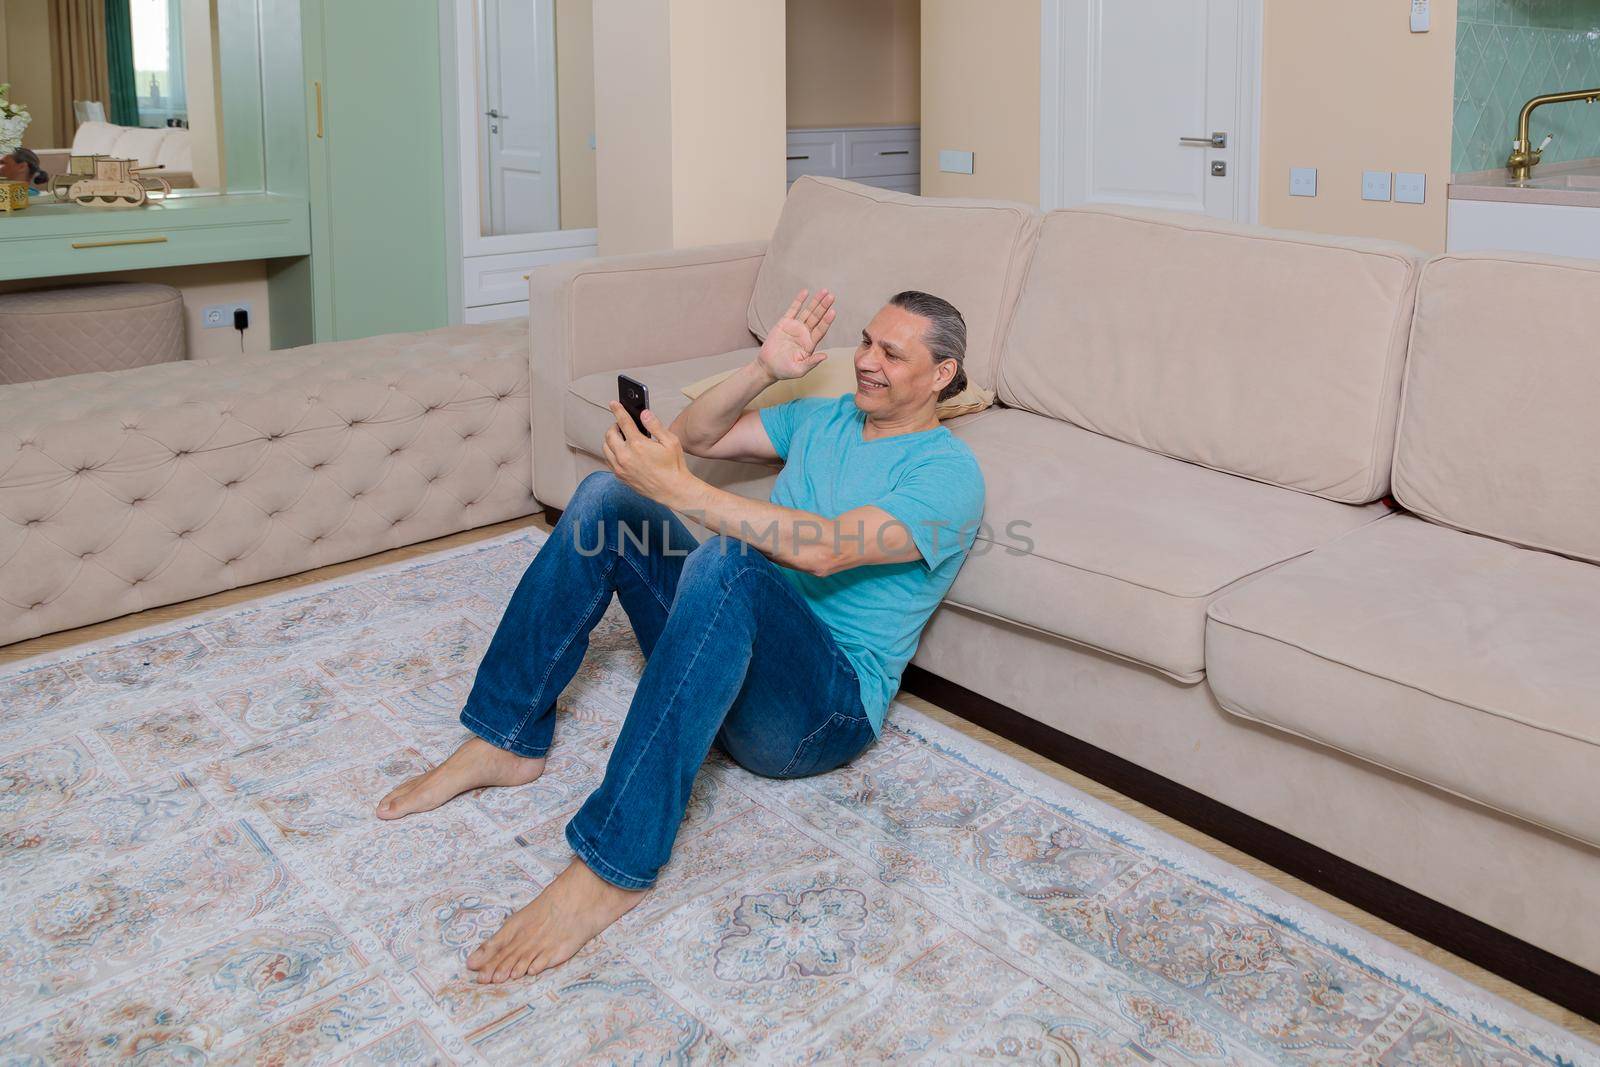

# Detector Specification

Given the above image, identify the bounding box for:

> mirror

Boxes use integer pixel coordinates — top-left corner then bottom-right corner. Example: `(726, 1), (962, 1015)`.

(1, 0), (228, 194)
(470, 0), (595, 237)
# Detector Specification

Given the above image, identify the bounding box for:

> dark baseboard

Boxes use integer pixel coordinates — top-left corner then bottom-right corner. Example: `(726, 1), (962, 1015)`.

(900, 665), (1600, 1024)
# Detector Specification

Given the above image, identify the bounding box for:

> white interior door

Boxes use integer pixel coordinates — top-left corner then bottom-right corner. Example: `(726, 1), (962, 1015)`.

(480, 0), (560, 235)
(1043, 0), (1259, 220)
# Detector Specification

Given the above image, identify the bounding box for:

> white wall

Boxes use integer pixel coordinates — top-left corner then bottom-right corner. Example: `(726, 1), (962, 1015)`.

(787, 0), (919, 129)
(593, 0), (786, 254)
(919, 0), (1039, 202)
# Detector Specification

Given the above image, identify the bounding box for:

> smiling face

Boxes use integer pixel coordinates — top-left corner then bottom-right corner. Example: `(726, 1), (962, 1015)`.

(853, 304), (957, 420)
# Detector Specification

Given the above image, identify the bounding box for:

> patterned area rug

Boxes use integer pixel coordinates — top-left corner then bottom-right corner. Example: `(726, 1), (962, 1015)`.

(2, 529), (1595, 1066)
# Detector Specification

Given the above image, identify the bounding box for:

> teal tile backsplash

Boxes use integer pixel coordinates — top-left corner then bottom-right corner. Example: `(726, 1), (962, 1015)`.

(1454, 0), (1600, 173)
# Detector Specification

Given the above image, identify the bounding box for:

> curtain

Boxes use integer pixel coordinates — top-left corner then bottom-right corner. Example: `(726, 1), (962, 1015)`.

(103, 0), (140, 127)
(45, 0), (115, 144)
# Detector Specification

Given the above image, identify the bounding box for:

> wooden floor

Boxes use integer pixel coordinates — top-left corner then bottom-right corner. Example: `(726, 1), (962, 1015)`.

(6, 514), (1597, 1043)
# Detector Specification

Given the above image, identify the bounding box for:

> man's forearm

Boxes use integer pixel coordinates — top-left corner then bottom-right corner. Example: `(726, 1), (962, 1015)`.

(666, 478), (837, 575)
(670, 360), (775, 451)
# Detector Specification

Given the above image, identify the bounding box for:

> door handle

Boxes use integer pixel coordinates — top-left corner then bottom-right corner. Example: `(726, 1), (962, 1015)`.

(486, 108), (508, 119)
(1180, 132), (1227, 148)
(314, 82), (324, 139)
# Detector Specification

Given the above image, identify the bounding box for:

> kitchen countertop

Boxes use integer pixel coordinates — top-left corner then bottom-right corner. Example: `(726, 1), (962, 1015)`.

(1449, 158), (1600, 208)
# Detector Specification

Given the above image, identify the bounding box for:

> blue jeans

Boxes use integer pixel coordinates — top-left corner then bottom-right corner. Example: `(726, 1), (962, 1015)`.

(460, 471), (877, 890)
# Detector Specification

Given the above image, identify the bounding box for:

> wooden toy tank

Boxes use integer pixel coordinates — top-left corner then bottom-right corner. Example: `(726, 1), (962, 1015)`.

(67, 157), (171, 209)
(49, 154), (105, 201)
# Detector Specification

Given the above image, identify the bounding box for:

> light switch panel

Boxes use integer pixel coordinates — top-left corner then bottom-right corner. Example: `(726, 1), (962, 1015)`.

(1411, 0), (1431, 32)
(938, 149), (975, 175)
(1289, 167), (1318, 197)
(1362, 171), (1393, 202)
(1395, 171), (1427, 204)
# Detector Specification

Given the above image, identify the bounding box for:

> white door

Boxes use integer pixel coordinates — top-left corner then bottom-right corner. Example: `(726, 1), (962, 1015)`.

(1042, 0), (1259, 220)
(480, 0), (560, 235)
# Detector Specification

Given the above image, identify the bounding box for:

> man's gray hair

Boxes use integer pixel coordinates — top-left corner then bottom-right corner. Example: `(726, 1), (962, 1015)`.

(889, 290), (967, 401)
(7, 147), (47, 187)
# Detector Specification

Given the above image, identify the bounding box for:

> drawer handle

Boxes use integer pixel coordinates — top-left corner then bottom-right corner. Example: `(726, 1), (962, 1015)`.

(71, 236), (170, 250)
(786, 154), (810, 161)
(878, 149), (910, 156)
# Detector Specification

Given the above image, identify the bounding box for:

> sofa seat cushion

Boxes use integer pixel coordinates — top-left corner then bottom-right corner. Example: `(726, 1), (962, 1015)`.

(566, 349), (786, 498)
(1206, 514), (1600, 848)
(567, 348), (758, 456)
(946, 410), (1388, 681)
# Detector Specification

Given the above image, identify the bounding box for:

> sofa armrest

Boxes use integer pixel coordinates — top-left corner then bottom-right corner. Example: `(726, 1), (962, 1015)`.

(528, 240), (766, 508)
(33, 148), (71, 177)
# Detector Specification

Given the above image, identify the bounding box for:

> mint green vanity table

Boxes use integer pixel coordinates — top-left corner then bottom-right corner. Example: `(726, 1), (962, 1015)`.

(0, 0), (450, 350)
(0, 194), (310, 282)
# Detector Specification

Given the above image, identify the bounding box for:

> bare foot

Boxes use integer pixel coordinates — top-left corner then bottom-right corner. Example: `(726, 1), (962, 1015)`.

(465, 857), (646, 984)
(375, 736), (546, 820)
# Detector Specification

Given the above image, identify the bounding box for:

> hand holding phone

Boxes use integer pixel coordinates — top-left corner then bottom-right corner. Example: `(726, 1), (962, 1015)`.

(617, 374), (652, 438)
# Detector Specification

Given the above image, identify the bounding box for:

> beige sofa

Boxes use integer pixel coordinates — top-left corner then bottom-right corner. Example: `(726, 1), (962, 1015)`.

(0, 320), (536, 644)
(35, 121), (197, 189)
(529, 176), (1600, 978)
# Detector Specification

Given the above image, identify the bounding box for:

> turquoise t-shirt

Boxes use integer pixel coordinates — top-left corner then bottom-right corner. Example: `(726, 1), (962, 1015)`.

(758, 394), (985, 734)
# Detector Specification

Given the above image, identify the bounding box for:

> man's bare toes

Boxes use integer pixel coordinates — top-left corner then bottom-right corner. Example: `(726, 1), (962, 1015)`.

(466, 938), (500, 971)
(375, 777), (426, 820)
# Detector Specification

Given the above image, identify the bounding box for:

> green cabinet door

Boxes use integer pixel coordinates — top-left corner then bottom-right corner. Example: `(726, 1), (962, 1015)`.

(302, 0), (449, 341)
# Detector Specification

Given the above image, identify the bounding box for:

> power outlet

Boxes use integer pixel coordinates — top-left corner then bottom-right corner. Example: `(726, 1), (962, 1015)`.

(1395, 171), (1427, 204)
(1361, 171), (1393, 202)
(1289, 167), (1318, 197)
(203, 302), (253, 329)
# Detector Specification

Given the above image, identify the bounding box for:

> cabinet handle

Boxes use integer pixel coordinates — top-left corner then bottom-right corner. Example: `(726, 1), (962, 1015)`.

(315, 81), (324, 139)
(786, 154), (809, 161)
(878, 149), (910, 156)
(71, 236), (169, 249)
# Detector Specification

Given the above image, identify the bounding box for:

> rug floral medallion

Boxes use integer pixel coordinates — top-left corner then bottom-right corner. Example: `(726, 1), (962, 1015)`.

(1, 529), (1595, 1066)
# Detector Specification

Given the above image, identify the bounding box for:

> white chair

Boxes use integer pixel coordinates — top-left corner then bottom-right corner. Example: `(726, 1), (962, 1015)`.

(73, 100), (108, 124)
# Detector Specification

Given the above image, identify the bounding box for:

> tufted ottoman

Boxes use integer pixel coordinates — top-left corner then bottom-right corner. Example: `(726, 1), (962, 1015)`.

(0, 319), (538, 644)
(0, 283), (187, 385)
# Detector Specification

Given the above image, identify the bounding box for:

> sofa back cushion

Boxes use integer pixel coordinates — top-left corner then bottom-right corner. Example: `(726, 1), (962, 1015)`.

(996, 207), (1423, 504)
(109, 127), (171, 170)
(1392, 252), (1600, 564)
(70, 120), (122, 155)
(155, 128), (192, 173)
(748, 176), (1040, 391)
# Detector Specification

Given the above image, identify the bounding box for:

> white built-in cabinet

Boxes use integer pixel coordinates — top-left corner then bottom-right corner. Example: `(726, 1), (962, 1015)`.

(787, 125), (920, 195)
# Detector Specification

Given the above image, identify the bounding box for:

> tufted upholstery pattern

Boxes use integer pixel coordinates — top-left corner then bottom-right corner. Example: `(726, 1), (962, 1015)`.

(0, 319), (537, 644)
(0, 284), (186, 385)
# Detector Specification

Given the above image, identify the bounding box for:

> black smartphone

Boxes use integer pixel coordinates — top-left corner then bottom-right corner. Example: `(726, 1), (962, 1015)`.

(617, 374), (652, 438)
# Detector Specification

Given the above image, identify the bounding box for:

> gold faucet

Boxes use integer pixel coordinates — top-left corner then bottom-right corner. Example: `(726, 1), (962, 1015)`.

(1506, 87), (1600, 180)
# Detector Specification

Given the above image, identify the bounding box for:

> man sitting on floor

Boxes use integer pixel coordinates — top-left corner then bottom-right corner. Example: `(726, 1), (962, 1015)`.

(375, 286), (985, 984)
